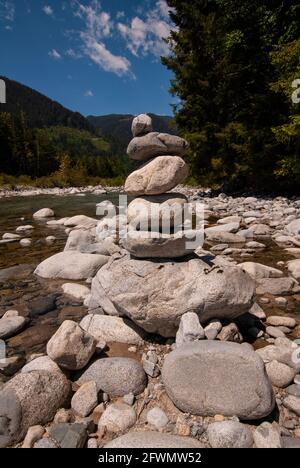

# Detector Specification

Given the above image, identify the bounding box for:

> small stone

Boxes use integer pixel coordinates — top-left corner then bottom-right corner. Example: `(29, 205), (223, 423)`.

(53, 409), (72, 424)
(20, 239), (32, 247)
(33, 208), (55, 219)
(34, 438), (57, 449)
(87, 438), (98, 449)
(266, 316), (296, 329)
(48, 423), (87, 449)
(147, 407), (169, 429)
(176, 312), (205, 347)
(22, 425), (45, 449)
(0, 316), (27, 339)
(217, 323), (243, 343)
(123, 393), (135, 406)
(98, 403), (136, 433)
(283, 395), (300, 416)
(266, 361), (296, 388)
(46, 320), (97, 370)
(204, 319), (222, 340)
(253, 422), (282, 448)
(175, 415), (191, 436)
(275, 298), (288, 307)
(71, 381), (98, 417)
(208, 421), (254, 448)
(266, 326), (286, 339)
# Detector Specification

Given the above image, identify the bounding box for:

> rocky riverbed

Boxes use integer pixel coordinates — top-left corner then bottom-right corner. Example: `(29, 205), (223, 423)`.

(0, 116), (300, 449)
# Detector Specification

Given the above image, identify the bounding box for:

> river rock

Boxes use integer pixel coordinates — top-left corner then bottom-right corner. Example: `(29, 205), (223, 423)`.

(238, 262), (283, 280)
(266, 360), (296, 388)
(132, 114), (153, 137)
(47, 320), (97, 370)
(48, 423), (87, 449)
(127, 194), (188, 231)
(287, 260), (300, 280)
(80, 315), (144, 345)
(256, 277), (299, 296)
(89, 254), (255, 337)
(34, 252), (109, 280)
(21, 356), (61, 374)
(176, 312), (205, 347)
(146, 407), (169, 429)
(125, 156), (188, 196)
(105, 432), (204, 448)
(283, 395), (300, 416)
(64, 229), (96, 251)
(207, 421), (253, 448)
(22, 425), (45, 448)
(205, 223), (240, 235)
(204, 319), (222, 340)
(127, 132), (189, 161)
(205, 232), (246, 244)
(287, 219), (300, 236)
(62, 283), (90, 301)
(71, 381), (98, 417)
(98, 403), (136, 433)
(33, 208), (55, 219)
(162, 341), (275, 419)
(123, 230), (202, 259)
(253, 422), (282, 448)
(0, 316), (26, 339)
(64, 215), (98, 229)
(217, 323), (243, 343)
(266, 316), (296, 329)
(2, 233), (20, 240)
(75, 358), (147, 397)
(0, 371), (71, 447)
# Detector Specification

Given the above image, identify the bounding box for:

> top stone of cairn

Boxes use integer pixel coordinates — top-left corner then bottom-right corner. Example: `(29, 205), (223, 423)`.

(132, 114), (153, 137)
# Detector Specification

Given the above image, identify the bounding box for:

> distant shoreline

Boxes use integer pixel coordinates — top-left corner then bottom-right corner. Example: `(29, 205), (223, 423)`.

(0, 185), (123, 199)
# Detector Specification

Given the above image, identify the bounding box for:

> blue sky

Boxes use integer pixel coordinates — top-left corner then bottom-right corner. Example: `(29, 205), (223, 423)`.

(0, 0), (176, 116)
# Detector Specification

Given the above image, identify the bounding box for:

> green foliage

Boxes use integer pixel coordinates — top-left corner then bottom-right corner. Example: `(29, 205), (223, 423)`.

(163, 0), (300, 193)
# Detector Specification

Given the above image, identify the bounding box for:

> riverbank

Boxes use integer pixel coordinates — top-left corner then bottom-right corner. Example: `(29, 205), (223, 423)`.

(0, 185), (122, 199)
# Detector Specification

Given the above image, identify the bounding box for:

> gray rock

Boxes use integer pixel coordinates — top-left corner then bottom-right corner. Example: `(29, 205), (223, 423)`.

(0, 316), (26, 339)
(64, 229), (95, 252)
(287, 219), (300, 236)
(207, 421), (253, 448)
(105, 432), (204, 448)
(281, 437), (300, 448)
(21, 356), (61, 374)
(206, 232), (246, 244)
(217, 323), (243, 343)
(0, 371), (71, 447)
(176, 312), (205, 347)
(35, 252), (109, 280)
(294, 375), (300, 385)
(47, 320), (97, 371)
(34, 438), (58, 448)
(98, 403), (136, 433)
(123, 393), (135, 406)
(205, 223), (240, 235)
(238, 262), (283, 280)
(33, 208), (55, 219)
(80, 315), (144, 345)
(256, 277), (299, 296)
(125, 156), (188, 196)
(266, 326), (286, 339)
(162, 342), (275, 420)
(253, 422), (282, 448)
(127, 132), (189, 161)
(146, 407), (169, 429)
(283, 395), (300, 416)
(204, 319), (222, 340)
(287, 259), (300, 280)
(131, 114), (153, 137)
(75, 358), (147, 397)
(71, 381), (98, 417)
(22, 425), (45, 448)
(48, 423), (87, 448)
(286, 384), (300, 397)
(28, 295), (57, 317)
(89, 255), (255, 337)
(266, 361), (296, 388)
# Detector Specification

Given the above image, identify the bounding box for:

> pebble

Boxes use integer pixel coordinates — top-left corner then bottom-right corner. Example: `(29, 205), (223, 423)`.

(71, 381), (98, 418)
(146, 407), (169, 429)
(98, 403), (136, 433)
(48, 423), (87, 449)
(253, 422), (282, 448)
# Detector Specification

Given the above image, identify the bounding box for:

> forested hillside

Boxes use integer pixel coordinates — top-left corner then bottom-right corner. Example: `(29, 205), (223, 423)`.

(162, 0), (300, 194)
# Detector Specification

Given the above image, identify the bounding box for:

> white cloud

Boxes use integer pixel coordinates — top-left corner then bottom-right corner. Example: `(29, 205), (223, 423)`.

(84, 90), (94, 97)
(66, 48), (82, 59)
(0, 1), (15, 22)
(48, 49), (62, 60)
(71, 0), (133, 77)
(117, 0), (173, 58)
(43, 5), (53, 16)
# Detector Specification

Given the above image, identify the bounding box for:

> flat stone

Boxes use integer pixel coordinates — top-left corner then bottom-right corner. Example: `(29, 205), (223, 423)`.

(0, 316), (26, 339)
(162, 342), (275, 420)
(75, 358), (147, 397)
(48, 423), (87, 449)
(62, 283), (90, 301)
(239, 262), (283, 280)
(206, 232), (246, 244)
(71, 381), (98, 417)
(253, 422), (282, 448)
(35, 252), (109, 280)
(0, 264), (34, 282)
(205, 223), (240, 235)
(146, 407), (169, 429)
(127, 132), (189, 161)
(98, 403), (136, 433)
(266, 326), (286, 339)
(80, 315), (144, 345)
(283, 395), (300, 416)
(47, 320), (97, 371)
(105, 432), (204, 448)
(286, 384), (300, 397)
(266, 316), (296, 329)
(207, 421), (253, 448)
(125, 156), (188, 196)
(257, 277), (299, 296)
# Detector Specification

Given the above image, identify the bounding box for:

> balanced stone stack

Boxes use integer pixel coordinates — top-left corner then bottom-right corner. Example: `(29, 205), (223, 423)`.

(89, 115), (256, 337)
